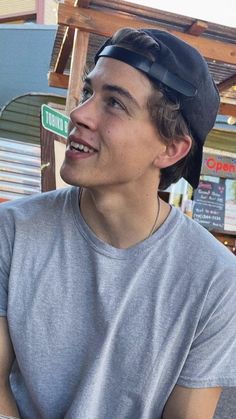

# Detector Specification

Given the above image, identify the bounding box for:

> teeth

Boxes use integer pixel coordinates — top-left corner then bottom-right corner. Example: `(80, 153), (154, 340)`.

(70, 141), (95, 153)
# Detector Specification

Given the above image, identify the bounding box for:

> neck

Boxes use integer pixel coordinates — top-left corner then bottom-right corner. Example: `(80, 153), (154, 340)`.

(79, 187), (170, 249)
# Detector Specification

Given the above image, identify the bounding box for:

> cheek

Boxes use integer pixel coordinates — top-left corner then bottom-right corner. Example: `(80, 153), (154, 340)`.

(103, 121), (153, 159)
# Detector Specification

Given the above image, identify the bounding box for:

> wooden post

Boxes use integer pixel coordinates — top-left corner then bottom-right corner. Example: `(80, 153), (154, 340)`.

(65, 0), (91, 114)
(66, 29), (90, 114)
(40, 125), (56, 192)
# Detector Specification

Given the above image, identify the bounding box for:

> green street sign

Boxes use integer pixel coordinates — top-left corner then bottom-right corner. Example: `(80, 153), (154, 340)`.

(41, 104), (69, 139)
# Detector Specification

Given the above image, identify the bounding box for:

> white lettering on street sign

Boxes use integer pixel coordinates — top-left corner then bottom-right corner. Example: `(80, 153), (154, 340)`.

(41, 104), (69, 138)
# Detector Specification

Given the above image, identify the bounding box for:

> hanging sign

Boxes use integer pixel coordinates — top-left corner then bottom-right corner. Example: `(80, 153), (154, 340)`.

(193, 180), (226, 230)
(202, 153), (236, 179)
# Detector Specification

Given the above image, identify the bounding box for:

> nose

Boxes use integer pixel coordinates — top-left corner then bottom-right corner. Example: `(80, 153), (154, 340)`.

(69, 97), (98, 131)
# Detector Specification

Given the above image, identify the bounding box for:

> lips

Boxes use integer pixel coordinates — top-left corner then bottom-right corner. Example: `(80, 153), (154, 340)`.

(69, 140), (95, 153)
(65, 135), (98, 160)
(68, 135), (98, 152)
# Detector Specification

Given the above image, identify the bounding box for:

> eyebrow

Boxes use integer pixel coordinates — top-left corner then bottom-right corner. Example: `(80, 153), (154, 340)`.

(83, 77), (141, 109)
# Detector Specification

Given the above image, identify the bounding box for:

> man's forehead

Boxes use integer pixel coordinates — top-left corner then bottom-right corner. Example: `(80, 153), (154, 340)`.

(87, 57), (153, 100)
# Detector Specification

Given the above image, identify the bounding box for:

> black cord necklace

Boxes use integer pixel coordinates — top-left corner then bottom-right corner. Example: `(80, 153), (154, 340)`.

(78, 187), (161, 239)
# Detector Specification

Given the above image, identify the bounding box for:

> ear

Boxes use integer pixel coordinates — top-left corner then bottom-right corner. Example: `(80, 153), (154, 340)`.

(153, 135), (192, 169)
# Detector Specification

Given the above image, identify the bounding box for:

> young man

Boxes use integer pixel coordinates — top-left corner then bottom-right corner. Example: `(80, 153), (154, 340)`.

(0, 28), (236, 419)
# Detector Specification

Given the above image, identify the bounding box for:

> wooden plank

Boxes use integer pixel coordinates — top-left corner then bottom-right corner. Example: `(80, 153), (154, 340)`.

(54, 28), (75, 74)
(48, 72), (70, 89)
(219, 102), (236, 117)
(186, 20), (208, 36)
(92, 0), (236, 44)
(0, 13), (36, 23)
(218, 75), (236, 92)
(58, 4), (236, 65)
(65, 0), (90, 5)
(40, 125), (56, 192)
(86, 0), (200, 28)
(66, 30), (89, 113)
(205, 130), (236, 154)
(54, 0), (91, 73)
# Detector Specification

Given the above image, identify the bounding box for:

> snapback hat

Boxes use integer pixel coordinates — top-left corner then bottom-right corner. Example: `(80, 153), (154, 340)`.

(94, 29), (220, 189)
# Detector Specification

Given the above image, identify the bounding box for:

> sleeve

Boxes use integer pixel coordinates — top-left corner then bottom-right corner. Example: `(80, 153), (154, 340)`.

(0, 204), (15, 316)
(177, 261), (236, 388)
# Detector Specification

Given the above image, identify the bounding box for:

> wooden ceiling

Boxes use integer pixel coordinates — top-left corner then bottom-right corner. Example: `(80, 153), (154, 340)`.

(49, 0), (236, 116)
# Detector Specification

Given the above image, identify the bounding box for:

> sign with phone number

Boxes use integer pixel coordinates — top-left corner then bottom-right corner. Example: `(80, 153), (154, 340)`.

(193, 180), (226, 230)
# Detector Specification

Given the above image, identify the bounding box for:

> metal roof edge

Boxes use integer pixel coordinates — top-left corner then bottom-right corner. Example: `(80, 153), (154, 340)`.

(0, 24), (58, 31)
(0, 92), (66, 117)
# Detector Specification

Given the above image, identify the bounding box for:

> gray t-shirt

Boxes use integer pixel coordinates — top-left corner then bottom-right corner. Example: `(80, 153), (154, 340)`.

(0, 186), (236, 419)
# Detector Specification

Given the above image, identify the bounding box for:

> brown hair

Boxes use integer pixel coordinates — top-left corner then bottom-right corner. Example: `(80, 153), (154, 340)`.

(109, 28), (196, 190)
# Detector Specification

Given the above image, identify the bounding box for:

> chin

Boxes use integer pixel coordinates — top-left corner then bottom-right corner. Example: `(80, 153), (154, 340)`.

(60, 164), (81, 187)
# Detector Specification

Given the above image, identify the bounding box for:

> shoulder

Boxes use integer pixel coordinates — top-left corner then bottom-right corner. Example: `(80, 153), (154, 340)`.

(0, 187), (79, 242)
(167, 207), (236, 295)
(0, 187), (75, 221)
(171, 207), (235, 264)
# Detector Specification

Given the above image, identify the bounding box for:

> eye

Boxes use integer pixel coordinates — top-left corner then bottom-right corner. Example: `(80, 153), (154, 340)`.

(80, 86), (92, 103)
(107, 97), (126, 111)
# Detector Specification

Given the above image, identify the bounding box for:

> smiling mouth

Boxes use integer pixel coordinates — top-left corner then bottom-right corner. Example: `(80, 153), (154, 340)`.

(68, 141), (97, 154)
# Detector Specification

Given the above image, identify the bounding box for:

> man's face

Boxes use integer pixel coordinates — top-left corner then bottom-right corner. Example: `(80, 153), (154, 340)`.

(60, 57), (166, 190)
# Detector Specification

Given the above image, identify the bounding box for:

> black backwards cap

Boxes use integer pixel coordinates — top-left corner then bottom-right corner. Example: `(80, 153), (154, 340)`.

(94, 29), (220, 189)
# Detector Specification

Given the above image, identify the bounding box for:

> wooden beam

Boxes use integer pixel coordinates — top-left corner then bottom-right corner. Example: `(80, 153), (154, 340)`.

(58, 4), (236, 65)
(0, 13), (36, 23)
(219, 102), (236, 117)
(48, 72), (69, 89)
(54, 0), (91, 74)
(66, 30), (90, 113)
(218, 75), (236, 92)
(40, 125), (56, 192)
(186, 20), (208, 36)
(65, 0), (90, 4)
(54, 28), (75, 74)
